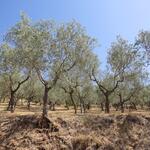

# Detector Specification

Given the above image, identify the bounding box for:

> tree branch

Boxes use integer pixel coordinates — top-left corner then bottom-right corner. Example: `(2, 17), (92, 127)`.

(13, 75), (30, 93)
(90, 68), (108, 94)
(109, 77), (124, 94)
(35, 68), (47, 85)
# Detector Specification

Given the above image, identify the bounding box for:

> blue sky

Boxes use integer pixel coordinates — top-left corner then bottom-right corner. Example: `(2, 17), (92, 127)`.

(0, 0), (150, 67)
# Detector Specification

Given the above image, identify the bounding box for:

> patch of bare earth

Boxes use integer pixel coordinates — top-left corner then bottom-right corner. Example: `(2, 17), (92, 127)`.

(1, 112), (150, 150)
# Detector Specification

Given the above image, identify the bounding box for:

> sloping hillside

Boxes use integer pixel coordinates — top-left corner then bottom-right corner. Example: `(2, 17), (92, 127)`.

(1, 112), (150, 150)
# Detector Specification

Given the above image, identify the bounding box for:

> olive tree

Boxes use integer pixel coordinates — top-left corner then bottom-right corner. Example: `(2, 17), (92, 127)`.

(60, 43), (97, 114)
(0, 43), (30, 112)
(114, 73), (144, 112)
(136, 31), (150, 63)
(90, 36), (138, 113)
(76, 82), (97, 113)
(5, 13), (97, 119)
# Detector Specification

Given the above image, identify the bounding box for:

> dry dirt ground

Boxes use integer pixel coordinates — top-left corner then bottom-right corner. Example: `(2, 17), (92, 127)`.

(0, 104), (150, 150)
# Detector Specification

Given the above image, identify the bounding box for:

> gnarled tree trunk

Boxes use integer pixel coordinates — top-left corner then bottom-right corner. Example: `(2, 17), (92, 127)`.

(7, 75), (30, 113)
(105, 95), (110, 113)
(119, 94), (124, 113)
(42, 85), (49, 118)
(7, 91), (15, 112)
(100, 102), (104, 111)
(70, 92), (77, 114)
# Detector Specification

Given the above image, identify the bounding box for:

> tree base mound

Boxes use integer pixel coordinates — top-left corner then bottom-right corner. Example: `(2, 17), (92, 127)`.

(0, 115), (59, 148)
(0, 115), (59, 130)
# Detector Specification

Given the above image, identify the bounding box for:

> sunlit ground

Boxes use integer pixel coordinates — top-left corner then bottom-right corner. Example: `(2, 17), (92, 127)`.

(1, 102), (150, 119)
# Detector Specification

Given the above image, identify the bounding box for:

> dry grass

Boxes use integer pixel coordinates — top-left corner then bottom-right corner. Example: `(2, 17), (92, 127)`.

(1, 103), (150, 149)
